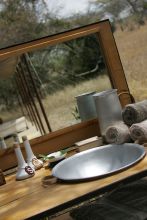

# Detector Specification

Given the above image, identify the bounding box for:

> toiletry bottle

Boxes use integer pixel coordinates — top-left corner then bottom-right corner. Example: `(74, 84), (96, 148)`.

(0, 137), (7, 150)
(22, 136), (43, 170)
(13, 142), (35, 180)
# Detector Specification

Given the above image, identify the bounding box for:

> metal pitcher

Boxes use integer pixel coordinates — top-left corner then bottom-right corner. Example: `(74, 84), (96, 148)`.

(93, 89), (122, 136)
(75, 92), (97, 121)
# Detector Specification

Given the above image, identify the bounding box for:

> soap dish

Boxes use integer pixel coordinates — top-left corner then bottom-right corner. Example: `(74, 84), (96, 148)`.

(39, 150), (67, 168)
(47, 151), (67, 163)
(47, 151), (67, 168)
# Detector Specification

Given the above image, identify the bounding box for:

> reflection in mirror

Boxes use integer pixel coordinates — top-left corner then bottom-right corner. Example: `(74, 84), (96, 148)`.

(0, 33), (111, 148)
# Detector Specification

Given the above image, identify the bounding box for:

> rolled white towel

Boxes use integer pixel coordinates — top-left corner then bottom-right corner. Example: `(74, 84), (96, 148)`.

(105, 122), (131, 144)
(130, 120), (147, 141)
(122, 100), (147, 126)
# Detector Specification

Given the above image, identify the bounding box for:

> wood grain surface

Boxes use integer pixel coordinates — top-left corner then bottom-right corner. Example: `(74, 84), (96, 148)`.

(0, 154), (147, 220)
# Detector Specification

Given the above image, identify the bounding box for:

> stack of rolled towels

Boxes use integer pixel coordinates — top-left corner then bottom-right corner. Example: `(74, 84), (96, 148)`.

(124, 100), (147, 142)
(104, 100), (147, 144)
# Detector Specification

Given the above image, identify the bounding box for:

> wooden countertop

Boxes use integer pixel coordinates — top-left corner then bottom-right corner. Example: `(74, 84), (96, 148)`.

(0, 153), (147, 220)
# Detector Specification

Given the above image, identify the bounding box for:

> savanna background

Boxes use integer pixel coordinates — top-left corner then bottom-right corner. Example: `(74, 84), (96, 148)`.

(0, 0), (147, 143)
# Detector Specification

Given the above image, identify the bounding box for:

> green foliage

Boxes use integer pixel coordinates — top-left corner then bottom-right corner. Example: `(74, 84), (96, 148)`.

(0, 0), (105, 109)
(143, 2), (147, 9)
(39, 150), (67, 162)
(29, 34), (105, 94)
(0, 0), (41, 48)
(0, 77), (17, 108)
(92, 0), (147, 26)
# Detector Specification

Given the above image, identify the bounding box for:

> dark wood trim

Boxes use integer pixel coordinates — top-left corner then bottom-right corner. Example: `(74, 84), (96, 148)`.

(98, 20), (133, 107)
(0, 25), (100, 59)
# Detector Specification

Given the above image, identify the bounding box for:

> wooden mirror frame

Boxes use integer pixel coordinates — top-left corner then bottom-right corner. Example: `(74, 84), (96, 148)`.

(0, 19), (134, 171)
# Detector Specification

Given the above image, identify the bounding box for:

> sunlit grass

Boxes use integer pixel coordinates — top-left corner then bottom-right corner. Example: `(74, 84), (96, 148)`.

(43, 74), (111, 130)
(114, 23), (147, 101)
(0, 74), (111, 132)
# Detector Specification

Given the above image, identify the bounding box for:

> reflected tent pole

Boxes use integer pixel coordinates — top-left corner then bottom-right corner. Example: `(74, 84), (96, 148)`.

(18, 62), (45, 135)
(16, 66), (43, 134)
(16, 91), (26, 119)
(15, 71), (35, 128)
(26, 54), (45, 99)
(22, 54), (52, 133)
(16, 65), (43, 135)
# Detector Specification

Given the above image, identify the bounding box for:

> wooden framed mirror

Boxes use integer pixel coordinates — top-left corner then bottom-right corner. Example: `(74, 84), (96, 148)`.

(0, 19), (134, 170)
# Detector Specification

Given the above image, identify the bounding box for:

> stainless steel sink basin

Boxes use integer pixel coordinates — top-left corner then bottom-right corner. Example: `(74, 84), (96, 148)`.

(52, 143), (145, 181)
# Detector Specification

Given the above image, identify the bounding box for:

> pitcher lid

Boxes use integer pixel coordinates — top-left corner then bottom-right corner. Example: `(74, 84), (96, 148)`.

(93, 89), (117, 98)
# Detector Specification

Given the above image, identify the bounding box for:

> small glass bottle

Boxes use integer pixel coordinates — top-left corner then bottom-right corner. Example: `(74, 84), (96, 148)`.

(13, 142), (35, 180)
(22, 136), (43, 170)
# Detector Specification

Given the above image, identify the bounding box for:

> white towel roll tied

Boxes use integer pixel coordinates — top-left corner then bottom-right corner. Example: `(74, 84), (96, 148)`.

(130, 120), (147, 141)
(105, 122), (131, 144)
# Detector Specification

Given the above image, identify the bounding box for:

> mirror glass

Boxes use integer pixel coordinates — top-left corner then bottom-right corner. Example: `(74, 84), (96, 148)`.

(0, 33), (112, 148)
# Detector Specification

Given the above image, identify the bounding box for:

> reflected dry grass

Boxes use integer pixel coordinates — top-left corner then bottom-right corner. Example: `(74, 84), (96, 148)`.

(43, 74), (111, 131)
(0, 74), (111, 137)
